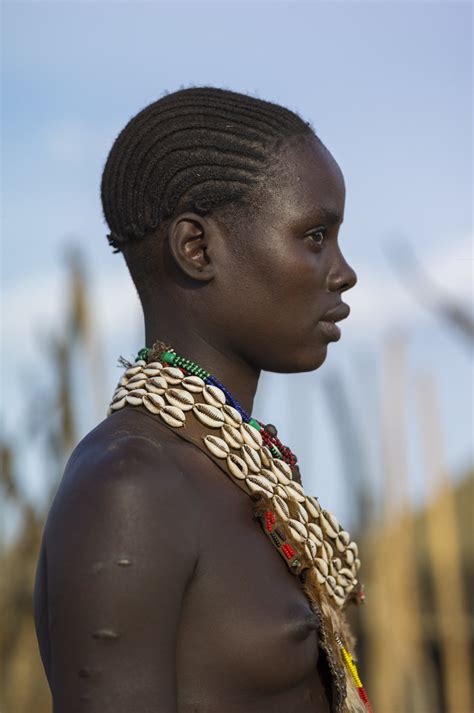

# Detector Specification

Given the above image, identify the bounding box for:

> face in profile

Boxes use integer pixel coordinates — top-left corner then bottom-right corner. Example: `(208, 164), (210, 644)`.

(209, 133), (358, 374)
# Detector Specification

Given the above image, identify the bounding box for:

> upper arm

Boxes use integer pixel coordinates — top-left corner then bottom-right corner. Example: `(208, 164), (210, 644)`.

(44, 436), (199, 713)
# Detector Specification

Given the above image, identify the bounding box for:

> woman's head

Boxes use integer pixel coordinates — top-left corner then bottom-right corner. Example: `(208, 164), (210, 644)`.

(101, 86), (357, 373)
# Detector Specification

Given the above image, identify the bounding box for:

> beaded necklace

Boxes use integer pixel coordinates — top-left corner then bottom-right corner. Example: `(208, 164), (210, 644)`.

(107, 340), (372, 713)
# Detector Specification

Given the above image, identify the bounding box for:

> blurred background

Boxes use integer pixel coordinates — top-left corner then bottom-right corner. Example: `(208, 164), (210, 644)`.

(1, 1), (472, 712)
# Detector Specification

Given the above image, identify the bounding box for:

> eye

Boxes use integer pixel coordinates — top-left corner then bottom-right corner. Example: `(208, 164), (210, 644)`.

(305, 228), (327, 247)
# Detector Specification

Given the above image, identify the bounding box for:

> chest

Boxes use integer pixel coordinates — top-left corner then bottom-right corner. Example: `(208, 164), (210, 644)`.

(176, 453), (326, 699)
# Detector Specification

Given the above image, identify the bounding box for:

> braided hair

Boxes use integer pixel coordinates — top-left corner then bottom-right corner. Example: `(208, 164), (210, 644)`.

(100, 86), (318, 294)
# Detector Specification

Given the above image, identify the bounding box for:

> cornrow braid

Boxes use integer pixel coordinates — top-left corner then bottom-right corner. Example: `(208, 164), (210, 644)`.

(100, 85), (316, 252)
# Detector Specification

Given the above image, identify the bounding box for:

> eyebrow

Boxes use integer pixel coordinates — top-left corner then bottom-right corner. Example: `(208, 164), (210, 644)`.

(314, 206), (344, 226)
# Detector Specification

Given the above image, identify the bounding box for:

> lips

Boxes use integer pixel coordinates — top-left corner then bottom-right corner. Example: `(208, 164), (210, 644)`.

(319, 303), (350, 324)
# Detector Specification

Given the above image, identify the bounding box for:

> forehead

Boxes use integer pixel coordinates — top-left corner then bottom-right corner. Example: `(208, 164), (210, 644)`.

(263, 134), (346, 226)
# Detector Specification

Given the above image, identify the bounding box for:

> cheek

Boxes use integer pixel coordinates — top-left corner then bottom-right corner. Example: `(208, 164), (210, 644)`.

(248, 243), (325, 314)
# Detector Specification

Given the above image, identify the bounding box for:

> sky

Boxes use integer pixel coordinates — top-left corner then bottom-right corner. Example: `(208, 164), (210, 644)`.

(1, 1), (472, 538)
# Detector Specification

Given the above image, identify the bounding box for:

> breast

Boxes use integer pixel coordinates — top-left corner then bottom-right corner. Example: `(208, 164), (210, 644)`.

(176, 488), (323, 697)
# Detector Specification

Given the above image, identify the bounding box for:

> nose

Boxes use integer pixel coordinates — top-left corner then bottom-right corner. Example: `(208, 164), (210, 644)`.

(327, 246), (358, 294)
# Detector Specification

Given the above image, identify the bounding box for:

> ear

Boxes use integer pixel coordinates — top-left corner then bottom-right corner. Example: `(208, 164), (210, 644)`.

(166, 213), (215, 282)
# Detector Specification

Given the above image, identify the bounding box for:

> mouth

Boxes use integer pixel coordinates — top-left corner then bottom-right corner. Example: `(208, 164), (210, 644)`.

(317, 320), (342, 341)
(317, 303), (350, 341)
(319, 303), (350, 324)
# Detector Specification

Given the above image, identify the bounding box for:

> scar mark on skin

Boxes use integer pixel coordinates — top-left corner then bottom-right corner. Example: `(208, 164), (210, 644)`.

(78, 667), (101, 678)
(115, 557), (132, 567)
(92, 628), (119, 641)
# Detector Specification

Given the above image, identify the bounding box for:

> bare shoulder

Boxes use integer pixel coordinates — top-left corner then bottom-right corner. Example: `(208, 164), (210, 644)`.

(45, 407), (198, 538)
(42, 407), (202, 603)
(37, 408), (200, 712)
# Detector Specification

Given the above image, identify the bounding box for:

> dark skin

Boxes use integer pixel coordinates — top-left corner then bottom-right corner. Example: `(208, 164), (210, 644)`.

(34, 133), (357, 712)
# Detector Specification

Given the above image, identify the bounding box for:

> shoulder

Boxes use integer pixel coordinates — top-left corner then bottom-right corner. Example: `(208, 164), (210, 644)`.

(37, 410), (200, 711)
(44, 408), (201, 562)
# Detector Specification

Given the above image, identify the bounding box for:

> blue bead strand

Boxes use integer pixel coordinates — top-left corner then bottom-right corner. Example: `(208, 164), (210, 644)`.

(206, 374), (251, 423)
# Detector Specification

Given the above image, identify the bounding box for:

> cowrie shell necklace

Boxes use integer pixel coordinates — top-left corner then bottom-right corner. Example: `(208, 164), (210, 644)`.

(107, 342), (371, 712)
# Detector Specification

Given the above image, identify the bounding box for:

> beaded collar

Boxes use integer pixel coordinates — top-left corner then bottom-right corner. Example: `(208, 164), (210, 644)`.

(107, 341), (371, 713)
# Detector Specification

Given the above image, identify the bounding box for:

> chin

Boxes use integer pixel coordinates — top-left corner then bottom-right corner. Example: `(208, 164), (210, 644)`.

(267, 343), (329, 374)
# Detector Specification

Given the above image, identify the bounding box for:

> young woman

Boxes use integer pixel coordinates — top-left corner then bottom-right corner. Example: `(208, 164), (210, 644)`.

(34, 86), (370, 713)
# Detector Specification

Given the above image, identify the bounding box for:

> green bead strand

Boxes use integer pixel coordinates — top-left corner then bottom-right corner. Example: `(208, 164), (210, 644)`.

(136, 347), (150, 362)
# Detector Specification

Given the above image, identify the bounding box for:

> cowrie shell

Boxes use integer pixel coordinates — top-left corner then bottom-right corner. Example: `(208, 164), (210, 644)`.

(304, 538), (317, 561)
(126, 377), (146, 390)
(241, 444), (261, 473)
(353, 557), (361, 572)
(296, 502), (309, 524)
(203, 434), (230, 459)
(275, 485), (289, 500)
(142, 393), (165, 414)
(161, 366), (184, 384)
(226, 453), (248, 480)
(339, 567), (354, 581)
(305, 496), (321, 519)
(193, 403), (225, 428)
(125, 365), (142, 377)
(145, 376), (167, 395)
(135, 359), (147, 367)
(326, 575), (337, 592)
(270, 459), (292, 485)
(222, 404), (242, 427)
(315, 557), (329, 579)
(332, 557), (342, 572)
(240, 423), (263, 449)
(339, 530), (351, 547)
(259, 468), (279, 486)
(202, 384), (226, 408)
(181, 375), (205, 393)
(324, 510), (339, 529)
(246, 475), (274, 497)
(165, 388), (195, 411)
(345, 548), (355, 566)
(221, 423), (243, 449)
(307, 522), (324, 546)
(112, 387), (128, 402)
(143, 360), (162, 374)
(347, 541), (359, 558)
(322, 541), (334, 562)
(260, 445), (273, 468)
(159, 404), (185, 428)
(145, 361), (163, 370)
(143, 367), (161, 377)
(119, 375), (129, 387)
(285, 481), (306, 504)
(320, 511), (339, 539)
(272, 494), (290, 521)
(287, 518), (308, 543)
(125, 391), (144, 406)
(335, 537), (347, 554)
(333, 587), (346, 607)
(110, 397), (126, 410)
(337, 572), (352, 589)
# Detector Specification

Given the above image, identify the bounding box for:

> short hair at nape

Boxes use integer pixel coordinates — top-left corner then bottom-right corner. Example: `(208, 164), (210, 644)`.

(100, 85), (316, 256)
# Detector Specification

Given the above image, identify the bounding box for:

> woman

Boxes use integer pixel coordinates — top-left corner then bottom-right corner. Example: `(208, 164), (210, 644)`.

(34, 86), (369, 713)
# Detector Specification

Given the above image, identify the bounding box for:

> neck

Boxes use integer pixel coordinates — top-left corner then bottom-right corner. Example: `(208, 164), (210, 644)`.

(144, 313), (260, 416)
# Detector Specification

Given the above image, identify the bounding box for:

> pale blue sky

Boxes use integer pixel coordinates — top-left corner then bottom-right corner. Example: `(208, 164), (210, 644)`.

(1, 1), (472, 536)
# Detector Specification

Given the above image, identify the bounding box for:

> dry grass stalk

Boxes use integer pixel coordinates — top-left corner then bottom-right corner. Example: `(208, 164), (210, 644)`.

(365, 332), (432, 711)
(415, 371), (472, 713)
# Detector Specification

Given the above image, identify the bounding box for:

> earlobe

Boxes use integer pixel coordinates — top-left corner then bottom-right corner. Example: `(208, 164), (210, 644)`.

(167, 214), (214, 282)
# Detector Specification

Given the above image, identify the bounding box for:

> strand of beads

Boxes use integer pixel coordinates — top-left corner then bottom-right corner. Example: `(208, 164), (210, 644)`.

(334, 635), (372, 712)
(135, 346), (297, 467)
